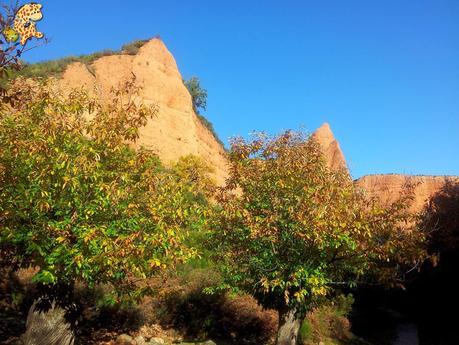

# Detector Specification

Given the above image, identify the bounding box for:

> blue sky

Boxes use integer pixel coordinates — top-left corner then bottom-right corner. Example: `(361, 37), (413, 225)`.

(25, 1), (458, 178)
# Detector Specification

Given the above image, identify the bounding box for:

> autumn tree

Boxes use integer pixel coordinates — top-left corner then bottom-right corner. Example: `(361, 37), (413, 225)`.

(210, 131), (427, 345)
(0, 78), (212, 342)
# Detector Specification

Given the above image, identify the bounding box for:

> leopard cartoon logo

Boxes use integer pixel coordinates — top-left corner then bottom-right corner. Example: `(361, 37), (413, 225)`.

(13, 3), (44, 45)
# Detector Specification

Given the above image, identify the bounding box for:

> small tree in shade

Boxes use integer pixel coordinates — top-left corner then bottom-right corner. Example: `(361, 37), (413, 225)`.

(210, 131), (427, 345)
(184, 76), (207, 113)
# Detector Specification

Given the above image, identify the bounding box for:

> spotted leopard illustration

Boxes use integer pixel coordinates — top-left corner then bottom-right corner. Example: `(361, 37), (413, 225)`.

(13, 3), (44, 45)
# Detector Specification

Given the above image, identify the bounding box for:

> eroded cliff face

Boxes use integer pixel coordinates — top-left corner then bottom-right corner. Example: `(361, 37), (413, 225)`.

(355, 174), (459, 213)
(311, 123), (347, 171)
(59, 38), (228, 185)
(312, 123), (458, 214)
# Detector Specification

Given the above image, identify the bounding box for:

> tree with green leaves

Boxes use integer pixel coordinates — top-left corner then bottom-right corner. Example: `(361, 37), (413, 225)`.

(0, 78), (212, 342)
(210, 131), (427, 345)
(184, 76), (207, 113)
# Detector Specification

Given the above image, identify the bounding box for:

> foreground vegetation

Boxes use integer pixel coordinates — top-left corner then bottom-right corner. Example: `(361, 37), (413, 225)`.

(210, 132), (426, 344)
(0, 6), (454, 342)
(0, 78), (214, 343)
(0, 76), (437, 345)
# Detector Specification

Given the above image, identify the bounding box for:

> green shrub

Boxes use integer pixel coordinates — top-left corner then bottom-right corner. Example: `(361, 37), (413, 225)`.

(299, 319), (313, 343)
(184, 77), (207, 113)
(183, 76), (224, 148)
(197, 114), (225, 147)
(122, 39), (149, 55)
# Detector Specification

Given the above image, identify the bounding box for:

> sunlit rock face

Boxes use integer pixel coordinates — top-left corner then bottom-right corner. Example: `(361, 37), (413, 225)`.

(355, 174), (459, 213)
(312, 123), (459, 214)
(59, 38), (228, 185)
(59, 39), (458, 204)
(311, 122), (348, 171)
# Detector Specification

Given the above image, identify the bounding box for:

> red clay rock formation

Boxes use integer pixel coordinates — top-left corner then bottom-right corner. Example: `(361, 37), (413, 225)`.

(355, 174), (459, 213)
(311, 123), (347, 171)
(59, 38), (228, 185)
(312, 123), (459, 214)
(58, 39), (457, 208)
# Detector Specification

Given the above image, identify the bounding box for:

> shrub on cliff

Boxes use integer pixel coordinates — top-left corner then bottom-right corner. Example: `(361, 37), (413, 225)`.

(122, 39), (149, 55)
(0, 38), (149, 86)
(184, 76), (207, 113)
(184, 76), (224, 147)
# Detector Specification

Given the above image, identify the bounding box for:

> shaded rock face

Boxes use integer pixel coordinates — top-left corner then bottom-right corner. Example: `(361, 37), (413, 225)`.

(355, 175), (459, 213)
(59, 39), (228, 185)
(311, 123), (347, 171)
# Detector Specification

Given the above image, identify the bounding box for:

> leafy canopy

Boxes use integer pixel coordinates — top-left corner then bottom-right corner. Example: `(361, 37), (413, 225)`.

(0, 78), (211, 298)
(211, 131), (426, 314)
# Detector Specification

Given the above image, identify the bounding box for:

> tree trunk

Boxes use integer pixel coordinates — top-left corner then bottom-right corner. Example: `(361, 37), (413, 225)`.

(22, 299), (75, 345)
(276, 307), (301, 345)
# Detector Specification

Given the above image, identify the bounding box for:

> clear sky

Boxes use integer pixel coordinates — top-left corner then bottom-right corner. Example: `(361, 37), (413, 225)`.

(25, 0), (458, 178)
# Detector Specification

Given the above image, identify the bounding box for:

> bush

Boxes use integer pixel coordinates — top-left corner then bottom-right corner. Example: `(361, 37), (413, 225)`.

(184, 77), (207, 113)
(122, 40), (149, 55)
(183, 76), (224, 148)
(197, 114), (225, 147)
(156, 268), (277, 344)
(300, 295), (354, 345)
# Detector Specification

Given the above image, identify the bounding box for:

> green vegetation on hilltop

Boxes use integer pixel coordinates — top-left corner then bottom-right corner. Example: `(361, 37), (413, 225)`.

(0, 39), (149, 84)
(0, 40), (225, 149)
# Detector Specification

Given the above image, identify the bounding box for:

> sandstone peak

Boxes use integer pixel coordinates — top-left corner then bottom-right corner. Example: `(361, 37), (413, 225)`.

(310, 124), (459, 214)
(136, 38), (181, 76)
(312, 123), (347, 171)
(59, 38), (228, 185)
